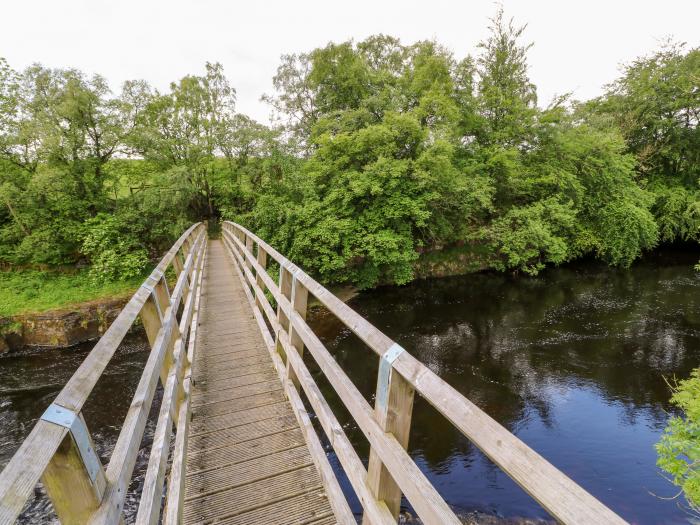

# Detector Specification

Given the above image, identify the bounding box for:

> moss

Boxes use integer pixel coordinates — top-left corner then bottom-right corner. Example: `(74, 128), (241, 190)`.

(0, 319), (22, 337)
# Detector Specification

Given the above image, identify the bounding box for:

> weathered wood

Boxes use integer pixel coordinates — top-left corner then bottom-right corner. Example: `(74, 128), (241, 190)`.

(280, 331), (395, 525)
(135, 237), (206, 525)
(182, 240), (344, 525)
(223, 221), (628, 525)
(0, 223), (201, 525)
(245, 236), (254, 272)
(41, 413), (107, 524)
(255, 244), (268, 313)
(224, 235), (356, 525)
(364, 352), (415, 523)
(89, 231), (205, 525)
(286, 276), (308, 390)
(224, 225), (460, 523)
(164, 240), (207, 525)
(275, 265), (292, 360)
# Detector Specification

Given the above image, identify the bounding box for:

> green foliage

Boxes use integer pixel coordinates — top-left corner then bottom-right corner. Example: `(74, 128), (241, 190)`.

(656, 369), (700, 514)
(488, 198), (575, 275)
(81, 214), (149, 282)
(0, 6), (698, 295)
(0, 269), (144, 317)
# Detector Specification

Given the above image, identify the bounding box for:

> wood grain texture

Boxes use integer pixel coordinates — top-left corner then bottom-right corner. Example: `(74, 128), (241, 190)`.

(221, 221), (628, 525)
(182, 240), (342, 525)
(0, 223), (202, 525)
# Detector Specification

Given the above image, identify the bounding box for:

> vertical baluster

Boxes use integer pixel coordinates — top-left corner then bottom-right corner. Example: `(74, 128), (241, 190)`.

(363, 345), (415, 523)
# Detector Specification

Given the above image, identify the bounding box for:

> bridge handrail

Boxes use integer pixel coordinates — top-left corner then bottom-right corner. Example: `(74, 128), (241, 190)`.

(0, 223), (207, 525)
(221, 220), (628, 525)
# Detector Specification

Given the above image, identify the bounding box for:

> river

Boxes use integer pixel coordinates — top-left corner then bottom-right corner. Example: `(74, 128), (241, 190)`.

(1, 248), (698, 523)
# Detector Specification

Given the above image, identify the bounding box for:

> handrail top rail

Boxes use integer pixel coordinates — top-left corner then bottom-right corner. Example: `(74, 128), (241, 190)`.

(222, 220), (628, 525)
(0, 223), (205, 525)
(223, 221), (394, 355)
(53, 222), (202, 412)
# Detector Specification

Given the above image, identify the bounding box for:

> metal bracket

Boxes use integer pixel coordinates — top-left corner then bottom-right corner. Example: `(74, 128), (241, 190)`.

(41, 404), (102, 483)
(376, 343), (405, 411)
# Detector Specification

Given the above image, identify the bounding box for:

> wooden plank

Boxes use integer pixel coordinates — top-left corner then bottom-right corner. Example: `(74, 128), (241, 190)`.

(190, 379), (284, 408)
(136, 238), (206, 525)
(211, 490), (335, 525)
(188, 415), (300, 451)
(185, 445), (313, 498)
(0, 224), (202, 525)
(186, 428), (306, 472)
(164, 238), (207, 525)
(182, 240), (340, 525)
(223, 233), (358, 525)
(281, 331), (395, 525)
(91, 231), (206, 525)
(286, 276), (308, 390)
(194, 390), (287, 417)
(190, 401), (288, 437)
(225, 221), (627, 525)
(184, 465), (323, 523)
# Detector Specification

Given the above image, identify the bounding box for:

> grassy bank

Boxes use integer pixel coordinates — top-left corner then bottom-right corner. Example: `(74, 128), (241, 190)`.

(0, 269), (145, 317)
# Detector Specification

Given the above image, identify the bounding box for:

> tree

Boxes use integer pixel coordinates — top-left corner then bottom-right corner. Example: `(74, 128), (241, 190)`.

(128, 62), (238, 219)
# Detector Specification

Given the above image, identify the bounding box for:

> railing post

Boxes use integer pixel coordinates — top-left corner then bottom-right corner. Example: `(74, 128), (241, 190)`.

(140, 278), (174, 390)
(255, 245), (268, 312)
(363, 345), (415, 523)
(245, 236), (254, 272)
(286, 273), (308, 390)
(172, 252), (184, 276)
(39, 405), (108, 524)
(275, 266), (293, 361)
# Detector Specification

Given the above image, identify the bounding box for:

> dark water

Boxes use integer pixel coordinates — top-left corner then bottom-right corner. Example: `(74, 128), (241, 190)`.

(0, 335), (155, 523)
(307, 249), (700, 524)
(1, 250), (698, 524)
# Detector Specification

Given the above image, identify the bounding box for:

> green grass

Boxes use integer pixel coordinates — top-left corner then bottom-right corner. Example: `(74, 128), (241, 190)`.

(0, 269), (146, 317)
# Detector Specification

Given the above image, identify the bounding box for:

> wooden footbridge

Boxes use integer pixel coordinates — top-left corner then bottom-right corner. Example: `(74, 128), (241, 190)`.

(0, 222), (628, 524)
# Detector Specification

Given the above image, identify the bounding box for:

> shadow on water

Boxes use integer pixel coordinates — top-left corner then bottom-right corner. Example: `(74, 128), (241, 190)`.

(0, 334), (155, 524)
(308, 248), (700, 524)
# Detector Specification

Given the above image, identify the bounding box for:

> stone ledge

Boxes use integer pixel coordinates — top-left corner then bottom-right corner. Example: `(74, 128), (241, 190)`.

(0, 296), (133, 353)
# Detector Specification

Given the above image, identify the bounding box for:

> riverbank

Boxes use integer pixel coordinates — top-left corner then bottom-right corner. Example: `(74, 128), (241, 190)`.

(0, 269), (144, 352)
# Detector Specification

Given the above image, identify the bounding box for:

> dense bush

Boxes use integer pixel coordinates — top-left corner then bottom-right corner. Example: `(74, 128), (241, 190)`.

(0, 8), (697, 289)
(656, 370), (700, 514)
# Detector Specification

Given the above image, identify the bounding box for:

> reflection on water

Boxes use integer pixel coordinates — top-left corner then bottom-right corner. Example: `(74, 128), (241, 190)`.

(309, 249), (700, 524)
(0, 335), (154, 523)
(1, 249), (698, 524)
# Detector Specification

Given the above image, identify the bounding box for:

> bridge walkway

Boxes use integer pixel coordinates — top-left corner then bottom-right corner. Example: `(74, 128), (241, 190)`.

(183, 240), (337, 525)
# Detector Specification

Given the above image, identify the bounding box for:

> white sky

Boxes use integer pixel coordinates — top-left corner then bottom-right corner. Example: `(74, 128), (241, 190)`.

(1, 0), (698, 123)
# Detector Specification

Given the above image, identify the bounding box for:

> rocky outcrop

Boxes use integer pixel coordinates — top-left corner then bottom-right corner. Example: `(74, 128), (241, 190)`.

(0, 297), (130, 353)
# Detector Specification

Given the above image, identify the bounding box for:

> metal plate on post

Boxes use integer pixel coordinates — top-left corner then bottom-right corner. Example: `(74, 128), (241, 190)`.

(376, 343), (405, 411)
(41, 404), (102, 483)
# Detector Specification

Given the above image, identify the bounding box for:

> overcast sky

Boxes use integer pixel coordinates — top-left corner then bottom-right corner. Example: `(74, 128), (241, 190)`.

(2, 1), (698, 123)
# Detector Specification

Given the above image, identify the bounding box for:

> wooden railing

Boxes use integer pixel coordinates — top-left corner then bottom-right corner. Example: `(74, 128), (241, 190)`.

(221, 221), (628, 525)
(0, 223), (207, 525)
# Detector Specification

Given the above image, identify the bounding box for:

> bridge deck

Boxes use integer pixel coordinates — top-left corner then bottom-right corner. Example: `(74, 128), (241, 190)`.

(183, 240), (337, 525)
